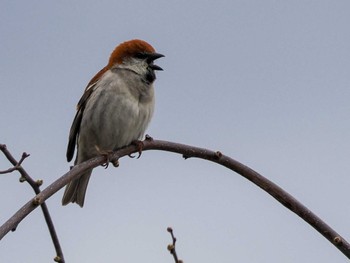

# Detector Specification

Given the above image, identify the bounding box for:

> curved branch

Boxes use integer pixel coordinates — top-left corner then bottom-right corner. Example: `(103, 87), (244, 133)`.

(0, 139), (349, 259)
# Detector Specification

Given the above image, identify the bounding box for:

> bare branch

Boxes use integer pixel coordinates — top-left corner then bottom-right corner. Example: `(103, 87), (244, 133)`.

(167, 227), (182, 263)
(0, 139), (349, 259)
(0, 145), (29, 174)
(0, 144), (65, 263)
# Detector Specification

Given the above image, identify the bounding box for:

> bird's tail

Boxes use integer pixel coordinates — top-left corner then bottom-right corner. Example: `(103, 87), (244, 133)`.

(62, 169), (92, 207)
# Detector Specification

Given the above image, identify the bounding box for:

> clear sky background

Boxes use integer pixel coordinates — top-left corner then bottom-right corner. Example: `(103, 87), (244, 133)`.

(1, 1), (350, 262)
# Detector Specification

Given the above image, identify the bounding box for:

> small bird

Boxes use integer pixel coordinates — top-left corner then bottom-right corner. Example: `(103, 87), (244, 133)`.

(62, 39), (164, 207)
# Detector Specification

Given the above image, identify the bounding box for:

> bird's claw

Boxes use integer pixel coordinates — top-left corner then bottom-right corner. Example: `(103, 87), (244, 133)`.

(95, 146), (114, 169)
(112, 159), (119, 167)
(128, 140), (144, 159)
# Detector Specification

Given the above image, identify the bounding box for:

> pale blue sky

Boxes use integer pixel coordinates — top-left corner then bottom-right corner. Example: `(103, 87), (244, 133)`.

(1, 1), (350, 262)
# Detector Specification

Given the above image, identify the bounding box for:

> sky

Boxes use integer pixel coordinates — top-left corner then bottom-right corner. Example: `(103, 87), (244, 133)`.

(1, 1), (350, 262)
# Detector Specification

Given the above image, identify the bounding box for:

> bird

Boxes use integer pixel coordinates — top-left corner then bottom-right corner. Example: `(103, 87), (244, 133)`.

(62, 39), (164, 207)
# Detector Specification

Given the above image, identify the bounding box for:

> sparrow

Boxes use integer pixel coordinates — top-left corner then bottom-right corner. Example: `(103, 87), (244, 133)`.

(62, 39), (164, 207)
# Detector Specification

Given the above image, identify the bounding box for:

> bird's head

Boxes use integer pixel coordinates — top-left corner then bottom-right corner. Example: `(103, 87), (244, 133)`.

(108, 39), (164, 83)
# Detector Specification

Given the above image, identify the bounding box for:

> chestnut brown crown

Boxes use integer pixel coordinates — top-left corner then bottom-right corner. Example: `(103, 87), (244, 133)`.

(108, 39), (157, 66)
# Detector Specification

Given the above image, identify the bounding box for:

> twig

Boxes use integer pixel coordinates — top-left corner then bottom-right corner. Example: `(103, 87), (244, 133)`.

(0, 152), (29, 174)
(0, 139), (349, 259)
(167, 227), (182, 263)
(0, 144), (65, 263)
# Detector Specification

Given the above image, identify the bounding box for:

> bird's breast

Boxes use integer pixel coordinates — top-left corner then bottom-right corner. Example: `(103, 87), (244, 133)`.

(77, 69), (155, 160)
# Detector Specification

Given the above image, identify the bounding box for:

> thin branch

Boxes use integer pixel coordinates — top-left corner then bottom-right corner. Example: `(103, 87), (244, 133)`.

(0, 139), (349, 259)
(0, 144), (65, 263)
(0, 152), (29, 174)
(167, 227), (182, 263)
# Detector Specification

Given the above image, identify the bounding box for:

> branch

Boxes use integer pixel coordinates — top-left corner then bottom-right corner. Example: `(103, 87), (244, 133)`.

(0, 144), (65, 263)
(0, 151), (28, 175)
(0, 139), (349, 259)
(167, 227), (183, 263)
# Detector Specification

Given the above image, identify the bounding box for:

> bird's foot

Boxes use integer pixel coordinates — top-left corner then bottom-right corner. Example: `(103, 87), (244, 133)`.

(95, 146), (118, 168)
(128, 140), (144, 159)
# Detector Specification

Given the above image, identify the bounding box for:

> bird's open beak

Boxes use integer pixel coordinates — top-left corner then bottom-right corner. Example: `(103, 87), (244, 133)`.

(147, 53), (165, 71)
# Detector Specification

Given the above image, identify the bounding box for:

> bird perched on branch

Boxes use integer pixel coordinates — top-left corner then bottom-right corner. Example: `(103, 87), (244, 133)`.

(62, 39), (164, 207)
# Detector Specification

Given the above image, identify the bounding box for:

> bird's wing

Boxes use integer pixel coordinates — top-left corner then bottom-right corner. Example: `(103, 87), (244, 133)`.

(66, 66), (109, 162)
(66, 83), (96, 162)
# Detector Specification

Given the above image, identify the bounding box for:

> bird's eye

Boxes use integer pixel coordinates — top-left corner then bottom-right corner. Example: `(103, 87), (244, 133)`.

(135, 52), (148, 59)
